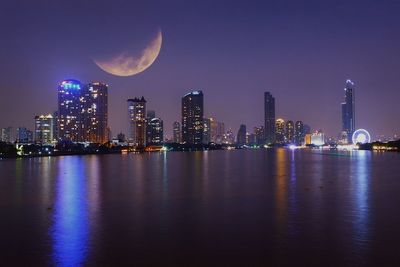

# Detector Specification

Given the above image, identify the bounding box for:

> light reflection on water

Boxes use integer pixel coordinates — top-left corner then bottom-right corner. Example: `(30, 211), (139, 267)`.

(1, 149), (399, 266)
(52, 156), (89, 267)
(352, 151), (371, 259)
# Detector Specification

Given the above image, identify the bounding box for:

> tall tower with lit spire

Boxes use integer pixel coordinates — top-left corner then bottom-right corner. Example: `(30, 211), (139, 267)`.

(341, 79), (355, 143)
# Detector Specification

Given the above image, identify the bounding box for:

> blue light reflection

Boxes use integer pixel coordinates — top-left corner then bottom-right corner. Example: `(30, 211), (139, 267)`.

(51, 157), (89, 267)
(353, 151), (370, 245)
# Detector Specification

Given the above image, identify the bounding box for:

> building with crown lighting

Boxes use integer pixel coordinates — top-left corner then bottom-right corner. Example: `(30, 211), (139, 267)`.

(341, 80), (355, 143)
(58, 79), (83, 141)
(57, 79), (109, 143)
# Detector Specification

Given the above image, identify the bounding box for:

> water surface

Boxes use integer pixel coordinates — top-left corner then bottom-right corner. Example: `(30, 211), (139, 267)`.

(1, 149), (400, 266)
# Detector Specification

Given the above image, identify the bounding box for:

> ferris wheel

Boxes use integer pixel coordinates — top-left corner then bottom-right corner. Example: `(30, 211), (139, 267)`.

(352, 129), (371, 145)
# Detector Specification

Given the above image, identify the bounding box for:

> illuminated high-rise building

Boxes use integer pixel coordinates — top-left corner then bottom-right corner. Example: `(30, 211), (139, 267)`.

(217, 122), (225, 144)
(275, 118), (285, 144)
(1, 127), (13, 143)
(203, 118), (211, 144)
(146, 118), (163, 145)
(127, 97), (147, 147)
(52, 111), (59, 141)
(311, 130), (325, 146)
(35, 114), (54, 144)
(304, 133), (312, 145)
(16, 127), (33, 143)
(182, 91), (204, 145)
(254, 126), (265, 145)
(236, 124), (246, 146)
(295, 121), (304, 145)
(58, 79), (83, 141)
(173, 121), (181, 143)
(264, 92), (276, 144)
(223, 128), (235, 144)
(81, 82), (108, 143)
(341, 79), (355, 143)
(209, 118), (225, 144)
(285, 120), (295, 143)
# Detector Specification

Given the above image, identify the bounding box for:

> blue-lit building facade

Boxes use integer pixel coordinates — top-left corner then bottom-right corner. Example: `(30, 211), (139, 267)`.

(58, 80), (83, 142)
(16, 127), (33, 143)
(182, 91), (204, 145)
(57, 79), (109, 143)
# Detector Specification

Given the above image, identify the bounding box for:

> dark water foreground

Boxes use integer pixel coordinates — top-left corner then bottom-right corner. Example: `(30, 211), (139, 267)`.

(1, 149), (400, 266)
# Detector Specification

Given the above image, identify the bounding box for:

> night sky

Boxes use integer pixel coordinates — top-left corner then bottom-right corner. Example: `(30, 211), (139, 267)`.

(1, 0), (399, 139)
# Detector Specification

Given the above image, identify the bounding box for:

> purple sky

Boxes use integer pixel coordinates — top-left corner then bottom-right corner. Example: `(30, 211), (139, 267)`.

(1, 0), (399, 139)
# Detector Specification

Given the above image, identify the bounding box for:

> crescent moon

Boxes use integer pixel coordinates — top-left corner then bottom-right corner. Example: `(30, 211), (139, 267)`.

(94, 29), (162, 76)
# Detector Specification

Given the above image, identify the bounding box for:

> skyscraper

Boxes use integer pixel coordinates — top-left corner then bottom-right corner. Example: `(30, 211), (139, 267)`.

(216, 121), (225, 144)
(209, 118), (225, 144)
(223, 128), (235, 145)
(58, 79), (83, 142)
(264, 92), (276, 144)
(295, 121), (304, 145)
(236, 124), (247, 146)
(35, 114), (54, 144)
(173, 121), (181, 143)
(275, 118), (285, 144)
(53, 111), (59, 141)
(146, 118), (163, 145)
(341, 79), (355, 143)
(203, 118), (211, 144)
(128, 97), (147, 147)
(81, 82), (108, 143)
(182, 91), (204, 145)
(285, 120), (295, 143)
(254, 126), (265, 145)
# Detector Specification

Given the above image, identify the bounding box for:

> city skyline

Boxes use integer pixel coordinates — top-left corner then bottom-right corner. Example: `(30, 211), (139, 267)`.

(1, 1), (400, 138)
(1, 78), (399, 144)
(2, 2), (400, 267)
